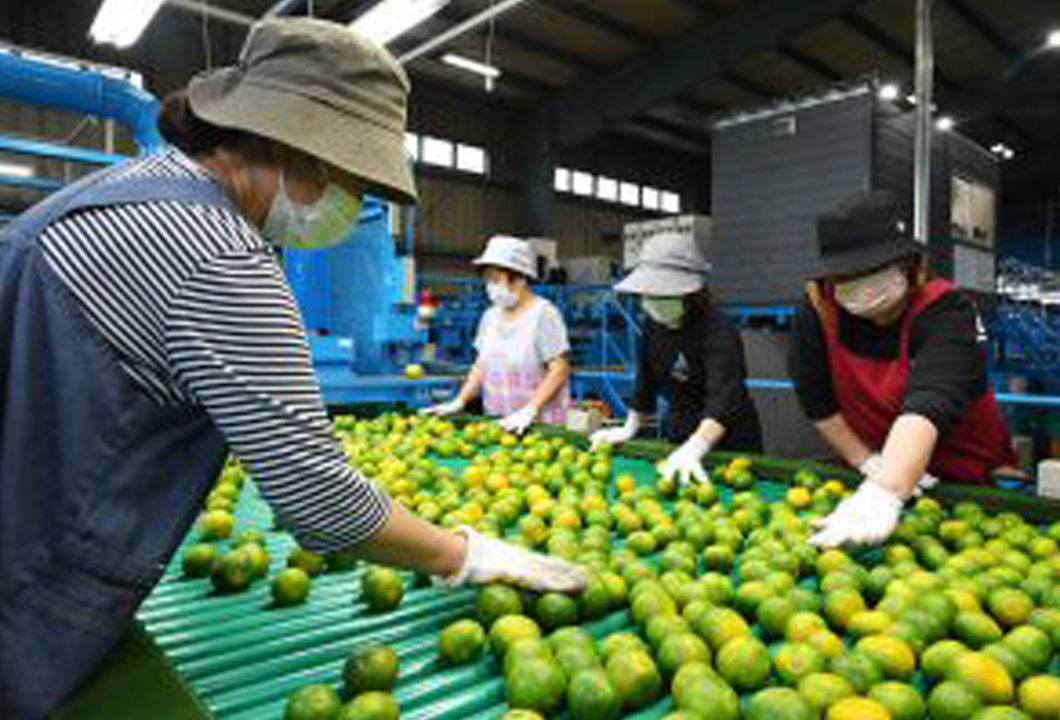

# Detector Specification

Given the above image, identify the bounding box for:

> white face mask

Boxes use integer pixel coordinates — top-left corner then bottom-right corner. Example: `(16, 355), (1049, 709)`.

(642, 296), (685, 328)
(835, 264), (909, 318)
(487, 281), (519, 309)
(262, 168), (363, 249)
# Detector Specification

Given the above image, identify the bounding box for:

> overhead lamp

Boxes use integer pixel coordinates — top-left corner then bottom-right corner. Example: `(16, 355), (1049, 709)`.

(991, 143), (1016, 160)
(0, 161), (34, 178)
(935, 116), (955, 132)
(877, 83), (900, 102)
(350, 0), (450, 46)
(89, 0), (166, 48)
(1047, 29), (1060, 48)
(441, 53), (501, 79)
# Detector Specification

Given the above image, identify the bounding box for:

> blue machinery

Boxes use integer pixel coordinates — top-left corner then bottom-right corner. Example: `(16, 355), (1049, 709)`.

(0, 46), (454, 406)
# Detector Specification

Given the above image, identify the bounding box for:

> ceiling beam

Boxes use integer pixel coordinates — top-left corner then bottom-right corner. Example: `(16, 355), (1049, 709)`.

(540, 0), (869, 149)
(778, 44), (845, 81)
(536, 0), (652, 47)
(941, 0), (1019, 59)
(633, 114), (712, 148)
(435, 6), (604, 74)
(841, 10), (1037, 146)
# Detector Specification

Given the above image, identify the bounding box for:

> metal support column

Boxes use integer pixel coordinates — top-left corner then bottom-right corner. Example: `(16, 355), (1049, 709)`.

(913, 0), (934, 244)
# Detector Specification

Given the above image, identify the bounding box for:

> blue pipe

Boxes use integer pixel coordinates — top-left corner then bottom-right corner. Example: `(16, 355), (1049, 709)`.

(0, 48), (161, 152)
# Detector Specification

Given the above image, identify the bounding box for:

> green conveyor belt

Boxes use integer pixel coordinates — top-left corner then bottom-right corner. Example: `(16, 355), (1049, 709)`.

(59, 421), (1060, 720)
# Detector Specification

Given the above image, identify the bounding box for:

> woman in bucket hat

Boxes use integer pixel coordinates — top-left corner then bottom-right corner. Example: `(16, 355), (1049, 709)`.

(422, 235), (572, 435)
(789, 191), (1015, 549)
(0, 19), (585, 717)
(590, 232), (763, 485)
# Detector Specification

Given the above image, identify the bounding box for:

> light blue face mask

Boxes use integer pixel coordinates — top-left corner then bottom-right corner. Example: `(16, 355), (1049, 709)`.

(642, 296), (685, 328)
(262, 168), (364, 249)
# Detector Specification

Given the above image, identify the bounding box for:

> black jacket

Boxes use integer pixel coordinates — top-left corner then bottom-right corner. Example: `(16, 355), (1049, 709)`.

(630, 304), (763, 451)
(788, 290), (988, 436)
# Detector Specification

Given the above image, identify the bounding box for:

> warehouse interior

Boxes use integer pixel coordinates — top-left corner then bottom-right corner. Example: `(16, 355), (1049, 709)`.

(3, 1), (1060, 719)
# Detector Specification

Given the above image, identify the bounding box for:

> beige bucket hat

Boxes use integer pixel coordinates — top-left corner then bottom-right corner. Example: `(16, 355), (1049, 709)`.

(188, 17), (416, 204)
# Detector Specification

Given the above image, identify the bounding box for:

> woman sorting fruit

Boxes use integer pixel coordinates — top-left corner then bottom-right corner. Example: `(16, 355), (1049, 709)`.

(590, 232), (763, 486)
(422, 235), (572, 435)
(789, 191), (1015, 549)
(0, 19), (585, 719)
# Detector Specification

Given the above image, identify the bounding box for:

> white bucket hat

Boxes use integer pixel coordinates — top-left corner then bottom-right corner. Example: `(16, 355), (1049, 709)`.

(615, 232), (710, 295)
(472, 235), (537, 280)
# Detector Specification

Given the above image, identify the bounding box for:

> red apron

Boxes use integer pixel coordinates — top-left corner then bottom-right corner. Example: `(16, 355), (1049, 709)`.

(817, 278), (1015, 484)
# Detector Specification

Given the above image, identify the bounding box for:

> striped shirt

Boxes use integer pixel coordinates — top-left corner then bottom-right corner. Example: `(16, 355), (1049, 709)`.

(38, 148), (391, 553)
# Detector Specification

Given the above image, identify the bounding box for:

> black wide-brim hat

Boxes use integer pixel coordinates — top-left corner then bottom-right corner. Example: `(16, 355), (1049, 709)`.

(814, 190), (925, 279)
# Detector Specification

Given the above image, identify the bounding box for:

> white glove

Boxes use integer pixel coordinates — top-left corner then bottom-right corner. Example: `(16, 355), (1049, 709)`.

(589, 411), (643, 450)
(500, 405), (537, 435)
(420, 398), (466, 417)
(858, 453), (938, 497)
(438, 527), (590, 592)
(659, 434), (711, 487)
(808, 481), (904, 548)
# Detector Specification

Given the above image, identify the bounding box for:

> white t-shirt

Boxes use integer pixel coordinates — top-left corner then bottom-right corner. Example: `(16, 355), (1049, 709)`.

(474, 297), (570, 363)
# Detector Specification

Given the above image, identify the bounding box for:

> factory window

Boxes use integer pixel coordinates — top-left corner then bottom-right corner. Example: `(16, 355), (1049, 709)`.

(620, 182), (640, 207)
(554, 167), (571, 192)
(404, 133), (420, 161)
(422, 136), (454, 167)
(571, 170), (594, 197)
(596, 176), (618, 202)
(661, 191), (681, 214)
(641, 186), (660, 210)
(456, 144), (487, 174)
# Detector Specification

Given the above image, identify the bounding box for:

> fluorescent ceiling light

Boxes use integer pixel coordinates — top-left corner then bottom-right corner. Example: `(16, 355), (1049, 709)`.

(1047, 29), (1060, 48)
(350, 0), (449, 47)
(0, 161), (34, 178)
(935, 116), (955, 132)
(89, 0), (165, 48)
(877, 83), (900, 102)
(441, 53), (501, 79)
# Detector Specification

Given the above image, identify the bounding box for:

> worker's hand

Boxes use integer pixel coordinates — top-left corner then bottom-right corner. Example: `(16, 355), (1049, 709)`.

(438, 527), (590, 592)
(859, 452), (937, 497)
(589, 411), (643, 450)
(500, 405), (537, 435)
(420, 398), (466, 417)
(659, 434), (711, 487)
(808, 481), (904, 548)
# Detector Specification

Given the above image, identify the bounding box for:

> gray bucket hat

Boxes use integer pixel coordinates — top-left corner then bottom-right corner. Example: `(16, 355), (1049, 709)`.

(615, 232), (711, 295)
(188, 17), (416, 204)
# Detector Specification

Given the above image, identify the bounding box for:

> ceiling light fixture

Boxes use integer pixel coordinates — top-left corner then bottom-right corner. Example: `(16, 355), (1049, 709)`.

(441, 53), (501, 79)
(935, 116), (955, 132)
(990, 143), (1016, 160)
(89, 0), (166, 48)
(877, 83), (900, 102)
(0, 161), (35, 178)
(350, 0), (450, 47)
(1047, 29), (1060, 48)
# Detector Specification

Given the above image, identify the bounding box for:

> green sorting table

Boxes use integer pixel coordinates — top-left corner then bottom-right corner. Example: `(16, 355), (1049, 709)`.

(56, 430), (1060, 720)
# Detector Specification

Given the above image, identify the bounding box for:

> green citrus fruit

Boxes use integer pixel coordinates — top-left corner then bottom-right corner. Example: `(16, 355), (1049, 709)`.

(869, 682), (926, 720)
(362, 568), (404, 612)
(928, 681), (983, 720)
(534, 592), (579, 632)
(827, 697), (891, 720)
(478, 584), (524, 627)
(1018, 676), (1060, 720)
(337, 692), (399, 720)
(211, 550), (254, 594)
(343, 645), (399, 696)
(506, 658), (566, 715)
(774, 642), (827, 685)
(605, 650), (662, 710)
(272, 567), (311, 607)
(797, 672), (855, 713)
(439, 619), (486, 665)
(657, 632), (711, 678)
(284, 684), (343, 720)
(182, 544), (217, 578)
(566, 668), (622, 720)
(745, 687), (817, 720)
(490, 615), (542, 656)
(676, 674), (740, 720)
(715, 636), (771, 692)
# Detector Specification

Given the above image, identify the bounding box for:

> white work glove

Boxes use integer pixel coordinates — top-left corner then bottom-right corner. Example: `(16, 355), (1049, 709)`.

(858, 453), (938, 497)
(500, 405), (537, 435)
(437, 527), (590, 592)
(808, 481), (904, 548)
(590, 411), (643, 450)
(420, 397), (466, 417)
(659, 434), (712, 487)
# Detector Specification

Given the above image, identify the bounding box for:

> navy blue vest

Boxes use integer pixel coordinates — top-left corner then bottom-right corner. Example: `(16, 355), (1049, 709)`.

(0, 165), (229, 718)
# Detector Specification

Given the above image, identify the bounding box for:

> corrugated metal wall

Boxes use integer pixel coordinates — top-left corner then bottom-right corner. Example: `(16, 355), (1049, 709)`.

(711, 91), (875, 305)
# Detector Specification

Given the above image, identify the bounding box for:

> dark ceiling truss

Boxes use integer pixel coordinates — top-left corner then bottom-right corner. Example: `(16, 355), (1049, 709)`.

(940, 0), (1019, 59)
(840, 9), (1035, 147)
(536, 0), (652, 47)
